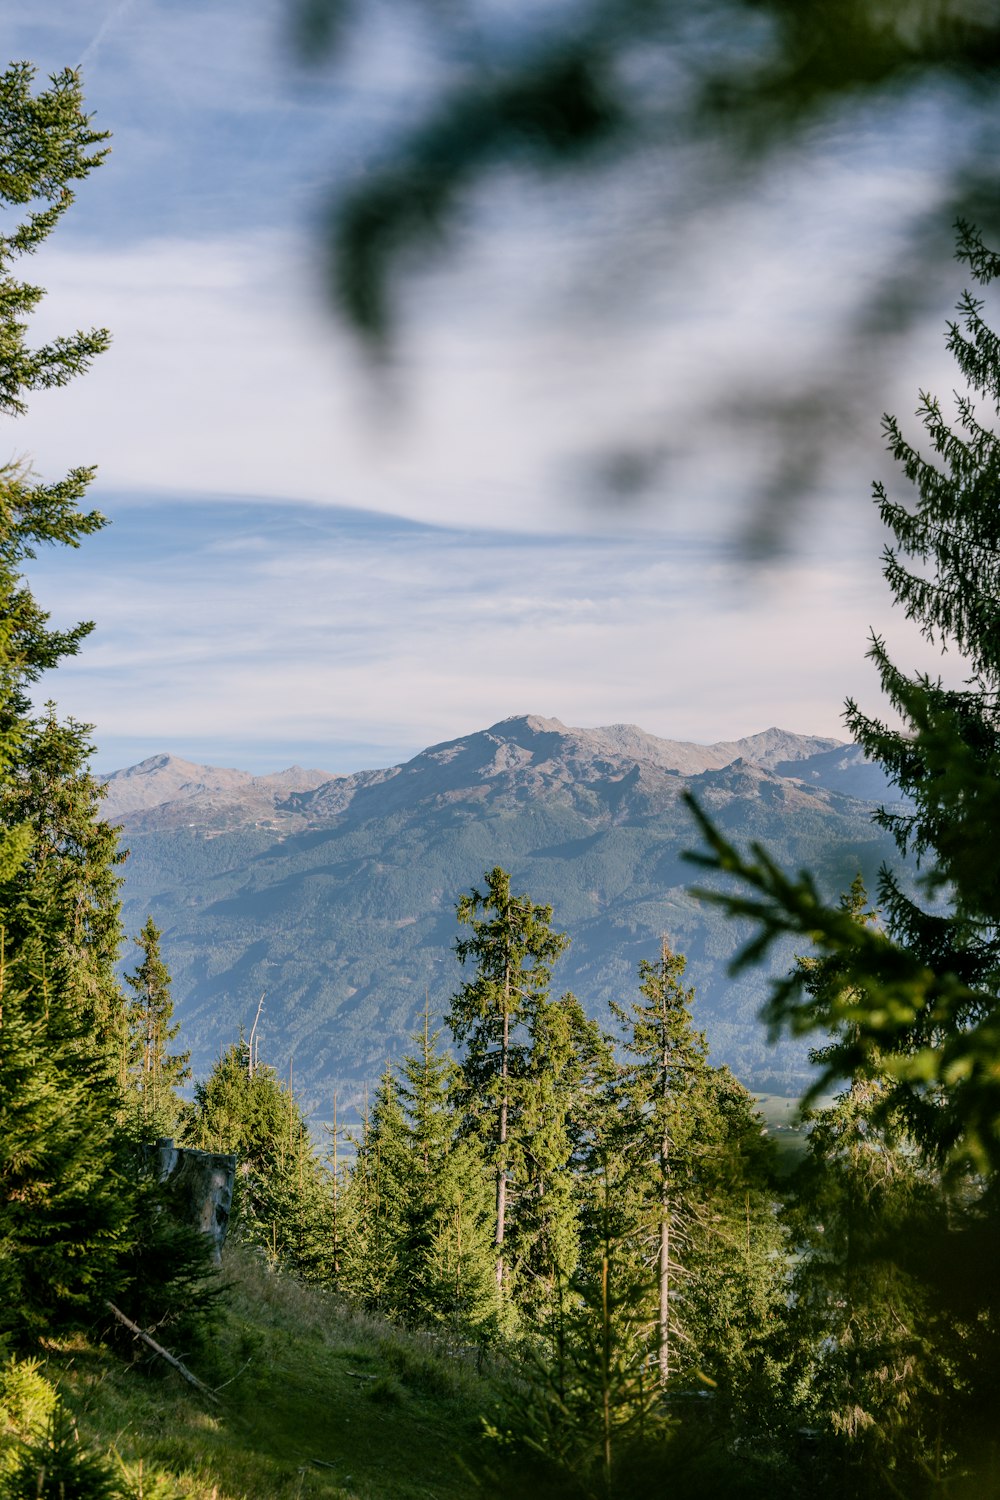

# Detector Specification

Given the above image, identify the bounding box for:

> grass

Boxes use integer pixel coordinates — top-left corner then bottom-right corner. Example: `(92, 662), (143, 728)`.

(41, 1246), (510, 1499)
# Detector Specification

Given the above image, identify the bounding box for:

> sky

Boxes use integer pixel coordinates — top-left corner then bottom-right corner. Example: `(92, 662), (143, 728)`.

(4, 0), (976, 774)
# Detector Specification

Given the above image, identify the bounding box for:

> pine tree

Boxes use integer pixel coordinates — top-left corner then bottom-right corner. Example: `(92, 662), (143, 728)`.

(512, 988), (610, 1331)
(122, 915), (189, 1137)
(0, 707), (125, 1040)
(839, 224), (1000, 1158)
(0, 969), (126, 1342)
(768, 880), (973, 1491)
(785, 1075), (950, 1494)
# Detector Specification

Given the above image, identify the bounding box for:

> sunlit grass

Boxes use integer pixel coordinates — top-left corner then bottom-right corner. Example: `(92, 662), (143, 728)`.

(45, 1245), (508, 1499)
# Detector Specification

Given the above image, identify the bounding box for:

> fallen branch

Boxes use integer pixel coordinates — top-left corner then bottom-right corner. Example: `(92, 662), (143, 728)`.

(105, 1302), (219, 1403)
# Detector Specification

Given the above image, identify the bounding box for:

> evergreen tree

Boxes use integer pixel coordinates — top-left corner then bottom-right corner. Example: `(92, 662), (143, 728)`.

(192, 1039), (332, 1281)
(609, 939), (713, 1386)
(0, 64), (148, 1343)
(608, 940), (784, 1401)
(785, 1073), (951, 1496)
(512, 989), (610, 1331)
(395, 1008), (499, 1336)
(122, 915), (189, 1137)
(772, 880), (979, 1493)
(0, 970), (127, 1342)
(0, 707), (125, 1041)
(450, 866), (570, 1298)
(450, 866), (578, 1311)
(688, 227), (1000, 1177)
(520, 1153), (665, 1498)
(339, 1066), (410, 1311)
(339, 1043), (502, 1337)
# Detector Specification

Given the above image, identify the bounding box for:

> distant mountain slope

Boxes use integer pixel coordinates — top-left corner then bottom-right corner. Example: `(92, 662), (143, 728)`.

(107, 716), (903, 1111)
(102, 755), (336, 830)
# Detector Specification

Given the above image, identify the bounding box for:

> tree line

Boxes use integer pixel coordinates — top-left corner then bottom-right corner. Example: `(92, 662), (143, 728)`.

(2, 56), (1000, 1500)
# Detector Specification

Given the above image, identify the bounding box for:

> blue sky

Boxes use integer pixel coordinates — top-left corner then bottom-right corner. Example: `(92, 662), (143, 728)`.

(5, 0), (972, 774)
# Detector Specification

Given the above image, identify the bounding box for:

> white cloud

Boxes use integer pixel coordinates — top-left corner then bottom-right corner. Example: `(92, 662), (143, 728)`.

(28, 496), (963, 773)
(4, 2), (980, 775)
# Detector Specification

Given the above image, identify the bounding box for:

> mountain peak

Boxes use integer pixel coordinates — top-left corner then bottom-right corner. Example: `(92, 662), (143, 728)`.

(489, 713), (569, 737)
(101, 718), (859, 826)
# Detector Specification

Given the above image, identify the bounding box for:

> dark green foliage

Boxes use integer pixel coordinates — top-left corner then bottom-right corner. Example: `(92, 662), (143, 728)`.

(0, 976), (127, 1341)
(110, 1169), (222, 1368)
(0, 708), (125, 1035)
(0, 62), (146, 1346)
(0, 63), (110, 416)
(511, 1182), (666, 1499)
(511, 991), (610, 1330)
(338, 1067), (411, 1311)
(0, 708), (133, 1340)
(3, 1403), (124, 1500)
(604, 941), (784, 1399)
(685, 282), (1000, 1492)
(450, 866), (571, 1302)
(783, 1077), (956, 1495)
(478, 938), (787, 1494)
(121, 915), (189, 1137)
(339, 1017), (501, 1337)
(687, 228), (1000, 1176)
(192, 1040), (333, 1281)
(449, 867), (605, 1326)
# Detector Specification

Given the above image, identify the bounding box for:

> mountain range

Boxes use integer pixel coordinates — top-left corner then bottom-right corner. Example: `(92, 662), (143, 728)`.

(105, 715), (904, 1112)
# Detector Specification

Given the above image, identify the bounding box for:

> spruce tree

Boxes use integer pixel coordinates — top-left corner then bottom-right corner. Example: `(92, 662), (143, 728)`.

(839, 224), (1000, 1155)
(339, 1066), (410, 1311)
(688, 227), (1000, 1175)
(122, 915), (189, 1137)
(0, 707), (125, 1040)
(512, 988), (610, 1331)
(786, 1073), (949, 1494)
(450, 866), (569, 1299)
(395, 1007), (499, 1336)
(0, 64), (147, 1342)
(772, 880), (977, 1491)
(192, 1039), (332, 1281)
(609, 939), (713, 1386)
(609, 940), (783, 1400)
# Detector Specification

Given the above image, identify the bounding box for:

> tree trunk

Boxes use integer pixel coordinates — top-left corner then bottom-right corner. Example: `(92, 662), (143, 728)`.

(659, 1005), (671, 1386)
(658, 1191), (670, 1385)
(495, 988), (509, 1291)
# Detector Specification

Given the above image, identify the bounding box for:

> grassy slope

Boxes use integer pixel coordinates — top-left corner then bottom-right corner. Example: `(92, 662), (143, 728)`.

(50, 1247), (507, 1500)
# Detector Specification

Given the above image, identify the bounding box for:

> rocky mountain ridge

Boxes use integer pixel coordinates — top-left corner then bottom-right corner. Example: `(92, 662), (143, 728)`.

(102, 716), (884, 832)
(107, 716), (901, 1108)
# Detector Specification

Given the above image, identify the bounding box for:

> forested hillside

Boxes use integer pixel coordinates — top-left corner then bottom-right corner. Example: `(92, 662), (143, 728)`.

(108, 718), (903, 1105)
(4, 52), (1000, 1500)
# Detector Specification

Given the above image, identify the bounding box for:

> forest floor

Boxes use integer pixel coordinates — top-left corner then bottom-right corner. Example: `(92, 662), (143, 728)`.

(44, 1246), (511, 1499)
